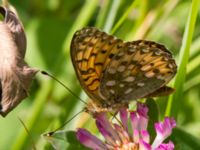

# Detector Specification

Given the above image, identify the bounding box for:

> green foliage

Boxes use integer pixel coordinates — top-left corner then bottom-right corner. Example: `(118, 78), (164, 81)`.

(146, 99), (159, 142)
(0, 13), (3, 20)
(166, 0), (200, 118)
(43, 131), (89, 150)
(171, 128), (200, 150)
(0, 0), (200, 149)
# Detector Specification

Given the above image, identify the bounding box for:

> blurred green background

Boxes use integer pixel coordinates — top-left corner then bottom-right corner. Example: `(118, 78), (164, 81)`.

(0, 0), (200, 149)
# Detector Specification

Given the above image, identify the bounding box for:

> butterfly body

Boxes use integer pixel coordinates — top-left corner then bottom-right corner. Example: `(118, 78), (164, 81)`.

(70, 27), (177, 115)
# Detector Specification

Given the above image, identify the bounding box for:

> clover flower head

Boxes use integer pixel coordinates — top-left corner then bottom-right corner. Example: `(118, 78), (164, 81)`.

(77, 102), (176, 150)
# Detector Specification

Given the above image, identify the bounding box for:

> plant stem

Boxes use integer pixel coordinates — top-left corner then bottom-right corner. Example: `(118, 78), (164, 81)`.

(103, 0), (121, 33)
(111, 0), (139, 34)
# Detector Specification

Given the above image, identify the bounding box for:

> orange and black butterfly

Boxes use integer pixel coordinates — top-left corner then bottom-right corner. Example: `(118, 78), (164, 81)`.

(70, 27), (177, 115)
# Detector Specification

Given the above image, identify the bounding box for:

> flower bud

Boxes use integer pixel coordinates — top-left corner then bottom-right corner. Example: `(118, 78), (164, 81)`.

(0, 6), (38, 117)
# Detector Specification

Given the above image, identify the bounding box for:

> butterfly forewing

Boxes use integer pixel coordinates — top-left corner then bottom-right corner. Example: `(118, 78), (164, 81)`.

(70, 27), (177, 112)
(70, 27), (122, 104)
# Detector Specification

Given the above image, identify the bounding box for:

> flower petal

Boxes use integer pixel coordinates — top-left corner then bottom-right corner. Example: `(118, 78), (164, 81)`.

(137, 102), (148, 118)
(130, 104), (148, 132)
(155, 141), (174, 150)
(76, 128), (107, 150)
(137, 102), (149, 130)
(120, 108), (128, 132)
(130, 111), (139, 132)
(138, 116), (148, 131)
(96, 113), (121, 146)
(141, 130), (150, 143)
(139, 139), (151, 150)
(133, 129), (139, 143)
(96, 119), (116, 146)
(152, 117), (176, 149)
(113, 123), (129, 145)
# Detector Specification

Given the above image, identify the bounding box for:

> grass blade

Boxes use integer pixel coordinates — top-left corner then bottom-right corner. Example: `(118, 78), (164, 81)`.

(111, 0), (139, 34)
(165, 0), (200, 118)
(103, 0), (121, 33)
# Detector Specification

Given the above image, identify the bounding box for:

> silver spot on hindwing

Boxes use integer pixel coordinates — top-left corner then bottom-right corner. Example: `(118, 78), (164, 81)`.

(125, 88), (133, 94)
(106, 80), (116, 86)
(117, 65), (126, 72)
(123, 76), (135, 82)
(137, 82), (145, 87)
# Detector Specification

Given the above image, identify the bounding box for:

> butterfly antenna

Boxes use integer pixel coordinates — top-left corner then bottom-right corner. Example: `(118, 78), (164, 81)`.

(18, 116), (37, 150)
(46, 109), (85, 136)
(41, 71), (87, 105)
(110, 112), (123, 127)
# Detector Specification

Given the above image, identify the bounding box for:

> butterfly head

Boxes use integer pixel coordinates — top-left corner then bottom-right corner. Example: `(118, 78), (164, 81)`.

(85, 100), (128, 116)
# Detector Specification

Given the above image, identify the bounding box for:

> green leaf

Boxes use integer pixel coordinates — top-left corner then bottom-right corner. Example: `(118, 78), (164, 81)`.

(146, 98), (159, 141)
(44, 130), (89, 150)
(171, 128), (200, 150)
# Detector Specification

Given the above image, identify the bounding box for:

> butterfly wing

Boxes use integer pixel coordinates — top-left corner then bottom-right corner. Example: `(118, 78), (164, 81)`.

(70, 27), (123, 104)
(71, 27), (177, 109)
(144, 86), (175, 98)
(100, 40), (177, 102)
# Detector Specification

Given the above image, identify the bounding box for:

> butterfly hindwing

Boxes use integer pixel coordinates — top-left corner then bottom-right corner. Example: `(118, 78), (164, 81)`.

(100, 40), (177, 102)
(144, 86), (175, 98)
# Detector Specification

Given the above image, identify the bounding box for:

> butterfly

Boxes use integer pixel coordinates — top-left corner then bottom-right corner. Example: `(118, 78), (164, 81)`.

(70, 27), (177, 115)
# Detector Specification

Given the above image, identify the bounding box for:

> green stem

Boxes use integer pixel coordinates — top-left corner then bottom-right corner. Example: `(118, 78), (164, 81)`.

(125, 0), (148, 40)
(11, 81), (53, 150)
(103, 0), (121, 33)
(62, 0), (99, 54)
(165, 0), (200, 118)
(111, 0), (139, 34)
(96, 0), (111, 29)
